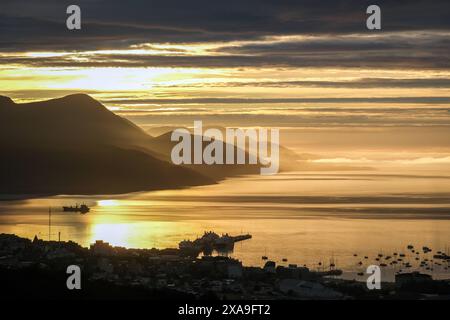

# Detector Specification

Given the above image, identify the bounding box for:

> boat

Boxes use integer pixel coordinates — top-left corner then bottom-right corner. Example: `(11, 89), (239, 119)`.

(262, 247), (268, 260)
(63, 204), (90, 214)
(422, 246), (432, 253)
(179, 231), (252, 254)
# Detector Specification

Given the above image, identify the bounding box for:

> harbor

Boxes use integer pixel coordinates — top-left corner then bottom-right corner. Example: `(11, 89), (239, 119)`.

(2, 193), (450, 283)
(1, 233), (449, 299)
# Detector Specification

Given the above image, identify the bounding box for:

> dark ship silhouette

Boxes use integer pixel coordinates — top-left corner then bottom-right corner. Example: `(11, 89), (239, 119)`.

(63, 204), (90, 214)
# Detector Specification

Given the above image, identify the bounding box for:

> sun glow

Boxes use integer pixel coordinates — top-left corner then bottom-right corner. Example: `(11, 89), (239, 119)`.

(89, 223), (134, 247)
(97, 199), (120, 207)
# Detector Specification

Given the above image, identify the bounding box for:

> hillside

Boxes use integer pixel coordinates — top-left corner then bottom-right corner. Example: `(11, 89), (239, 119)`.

(0, 94), (214, 197)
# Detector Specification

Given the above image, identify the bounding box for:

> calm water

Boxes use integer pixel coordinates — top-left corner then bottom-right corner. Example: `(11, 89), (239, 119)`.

(1, 170), (450, 282)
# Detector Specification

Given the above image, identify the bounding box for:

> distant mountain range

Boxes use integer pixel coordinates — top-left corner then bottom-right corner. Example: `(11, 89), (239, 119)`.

(0, 94), (299, 198)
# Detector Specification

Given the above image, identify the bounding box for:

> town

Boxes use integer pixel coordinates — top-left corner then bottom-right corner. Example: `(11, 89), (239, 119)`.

(0, 233), (449, 299)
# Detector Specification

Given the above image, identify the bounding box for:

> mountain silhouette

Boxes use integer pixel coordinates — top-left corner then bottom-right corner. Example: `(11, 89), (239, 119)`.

(148, 129), (300, 177)
(0, 94), (150, 148)
(0, 94), (299, 198)
(147, 131), (261, 178)
(0, 94), (214, 197)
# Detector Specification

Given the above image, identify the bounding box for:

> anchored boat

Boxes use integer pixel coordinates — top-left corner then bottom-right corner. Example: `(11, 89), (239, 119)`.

(63, 204), (90, 214)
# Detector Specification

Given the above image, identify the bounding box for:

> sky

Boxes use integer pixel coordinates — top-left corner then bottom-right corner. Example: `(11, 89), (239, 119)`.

(1, 0), (450, 159)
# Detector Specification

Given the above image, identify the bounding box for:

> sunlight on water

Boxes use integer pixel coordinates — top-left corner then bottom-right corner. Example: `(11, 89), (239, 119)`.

(1, 169), (450, 281)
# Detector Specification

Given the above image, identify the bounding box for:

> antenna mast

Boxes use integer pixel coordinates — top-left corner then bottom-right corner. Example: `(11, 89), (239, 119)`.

(48, 207), (51, 241)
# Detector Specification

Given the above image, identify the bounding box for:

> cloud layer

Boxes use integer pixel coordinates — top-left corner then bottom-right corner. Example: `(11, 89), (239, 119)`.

(0, 1), (449, 70)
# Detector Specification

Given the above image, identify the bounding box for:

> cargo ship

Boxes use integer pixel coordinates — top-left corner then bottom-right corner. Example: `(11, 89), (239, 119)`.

(63, 204), (90, 214)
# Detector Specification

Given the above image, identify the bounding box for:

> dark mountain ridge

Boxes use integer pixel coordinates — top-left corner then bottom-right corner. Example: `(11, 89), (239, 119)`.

(0, 94), (150, 148)
(0, 94), (214, 197)
(0, 94), (299, 198)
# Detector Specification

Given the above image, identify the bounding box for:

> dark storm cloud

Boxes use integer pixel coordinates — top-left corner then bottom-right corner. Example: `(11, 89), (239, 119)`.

(2, 31), (449, 69)
(1, 0), (450, 51)
(1, 1), (449, 71)
(2, 50), (448, 69)
(215, 33), (450, 54)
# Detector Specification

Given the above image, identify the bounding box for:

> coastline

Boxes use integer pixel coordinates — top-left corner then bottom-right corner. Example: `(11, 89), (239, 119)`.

(0, 180), (219, 202)
(1, 233), (449, 300)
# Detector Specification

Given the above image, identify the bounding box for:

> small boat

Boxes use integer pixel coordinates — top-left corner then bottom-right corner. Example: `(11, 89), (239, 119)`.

(262, 248), (268, 260)
(282, 258), (288, 262)
(63, 204), (90, 214)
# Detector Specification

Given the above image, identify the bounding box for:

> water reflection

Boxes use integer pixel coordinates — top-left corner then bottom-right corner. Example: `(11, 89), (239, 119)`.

(1, 172), (450, 282)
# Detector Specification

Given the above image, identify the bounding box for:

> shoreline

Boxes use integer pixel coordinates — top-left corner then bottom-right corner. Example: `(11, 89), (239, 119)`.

(1, 233), (449, 300)
(0, 181), (219, 202)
